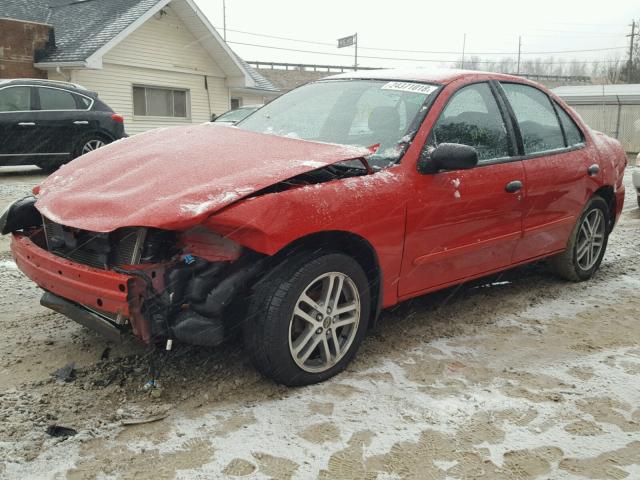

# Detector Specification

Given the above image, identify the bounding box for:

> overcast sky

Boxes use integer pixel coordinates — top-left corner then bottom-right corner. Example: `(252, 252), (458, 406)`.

(193, 0), (636, 69)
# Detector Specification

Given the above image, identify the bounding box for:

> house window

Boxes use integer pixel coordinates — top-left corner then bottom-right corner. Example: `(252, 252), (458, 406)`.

(230, 97), (242, 110)
(133, 86), (188, 117)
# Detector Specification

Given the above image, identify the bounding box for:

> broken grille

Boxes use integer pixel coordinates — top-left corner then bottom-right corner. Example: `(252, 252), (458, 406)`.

(42, 216), (147, 270)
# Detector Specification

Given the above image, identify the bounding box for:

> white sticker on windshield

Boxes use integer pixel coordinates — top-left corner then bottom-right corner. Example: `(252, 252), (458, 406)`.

(381, 82), (437, 95)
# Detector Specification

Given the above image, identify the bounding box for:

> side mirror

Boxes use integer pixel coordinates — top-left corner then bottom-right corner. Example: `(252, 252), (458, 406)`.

(417, 143), (479, 174)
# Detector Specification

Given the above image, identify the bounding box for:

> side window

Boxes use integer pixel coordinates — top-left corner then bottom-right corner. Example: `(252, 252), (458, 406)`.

(554, 102), (584, 147)
(38, 87), (77, 110)
(501, 83), (565, 154)
(430, 82), (510, 162)
(0, 86), (32, 112)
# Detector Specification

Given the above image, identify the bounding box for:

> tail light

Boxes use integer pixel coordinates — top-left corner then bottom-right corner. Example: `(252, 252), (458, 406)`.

(111, 113), (124, 124)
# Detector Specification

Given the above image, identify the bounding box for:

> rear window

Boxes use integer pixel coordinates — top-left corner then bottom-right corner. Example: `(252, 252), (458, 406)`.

(501, 83), (565, 154)
(38, 87), (78, 110)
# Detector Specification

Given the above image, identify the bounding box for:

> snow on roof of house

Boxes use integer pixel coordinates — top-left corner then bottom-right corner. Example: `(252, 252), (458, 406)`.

(553, 84), (640, 104)
(1, 0), (165, 64)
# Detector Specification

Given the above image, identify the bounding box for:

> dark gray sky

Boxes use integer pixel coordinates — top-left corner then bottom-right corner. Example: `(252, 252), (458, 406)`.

(193, 0), (636, 69)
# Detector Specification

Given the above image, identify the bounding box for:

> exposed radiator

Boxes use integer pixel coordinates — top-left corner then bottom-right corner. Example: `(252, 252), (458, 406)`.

(42, 216), (147, 269)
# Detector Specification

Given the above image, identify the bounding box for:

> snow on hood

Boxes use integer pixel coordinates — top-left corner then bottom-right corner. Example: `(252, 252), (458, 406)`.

(35, 124), (369, 232)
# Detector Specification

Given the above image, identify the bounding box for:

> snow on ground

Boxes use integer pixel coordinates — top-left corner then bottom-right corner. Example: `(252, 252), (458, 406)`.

(0, 166), (639, 479)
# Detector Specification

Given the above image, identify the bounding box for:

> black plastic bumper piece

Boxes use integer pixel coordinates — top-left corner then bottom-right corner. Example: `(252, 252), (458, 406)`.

(40, 292), (122, 342)
(0, 196), (41, 235)
(170, 310), (225, 346)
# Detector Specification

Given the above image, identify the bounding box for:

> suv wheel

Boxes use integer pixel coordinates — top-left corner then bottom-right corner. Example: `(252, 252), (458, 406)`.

(75, 134), (109, 158)
(244, 252), (370, 386)
(550, 196), (610, 281)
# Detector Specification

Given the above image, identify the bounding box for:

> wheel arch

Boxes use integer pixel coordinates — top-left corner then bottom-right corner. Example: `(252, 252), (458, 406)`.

(270, 230), (383, 328)
(592, 185), (615, 231)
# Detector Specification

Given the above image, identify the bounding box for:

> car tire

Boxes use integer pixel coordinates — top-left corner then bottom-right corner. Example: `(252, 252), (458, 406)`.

(244, 251), (371, 386)
(637, 195), (640, 209)
(74, 134), (110, 159)
(550, 196), (610, 282)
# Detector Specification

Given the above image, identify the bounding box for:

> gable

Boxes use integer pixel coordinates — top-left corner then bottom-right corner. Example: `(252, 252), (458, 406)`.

(103, 4), (225, 77)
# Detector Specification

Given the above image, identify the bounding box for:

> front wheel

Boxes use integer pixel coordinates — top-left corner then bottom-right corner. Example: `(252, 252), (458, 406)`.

(550, 196), (610, 281)
(244, 252), (371, 386)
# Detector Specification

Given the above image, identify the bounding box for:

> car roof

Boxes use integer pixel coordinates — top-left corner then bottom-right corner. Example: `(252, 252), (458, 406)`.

(324, 68), (529, 86)
(0, 78), (94, 95)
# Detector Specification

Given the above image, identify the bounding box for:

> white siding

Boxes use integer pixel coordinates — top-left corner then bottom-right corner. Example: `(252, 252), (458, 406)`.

(236, 93), (266, 107)
(49, 3), (231, 135)
(103, 5), (224, 77)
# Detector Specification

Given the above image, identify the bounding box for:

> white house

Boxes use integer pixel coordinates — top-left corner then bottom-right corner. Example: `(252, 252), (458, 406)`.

(0, 0), (279, 134)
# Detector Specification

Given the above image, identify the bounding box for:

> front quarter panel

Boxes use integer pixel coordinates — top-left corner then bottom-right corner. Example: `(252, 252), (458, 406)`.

(204, 168), (409, 307)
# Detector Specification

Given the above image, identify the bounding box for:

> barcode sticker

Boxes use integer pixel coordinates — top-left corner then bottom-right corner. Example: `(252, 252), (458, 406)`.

(381, 82), (438, 95)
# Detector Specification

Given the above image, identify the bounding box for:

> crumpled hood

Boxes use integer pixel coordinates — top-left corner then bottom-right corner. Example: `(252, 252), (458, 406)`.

(36, 123), (369, 232)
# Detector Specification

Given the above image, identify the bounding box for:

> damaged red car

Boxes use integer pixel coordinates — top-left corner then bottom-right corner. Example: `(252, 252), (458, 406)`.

(1, 69), (627, 385)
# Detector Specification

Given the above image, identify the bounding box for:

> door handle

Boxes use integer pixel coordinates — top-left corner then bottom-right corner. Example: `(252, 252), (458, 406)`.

(73, 120), (89, 125)
(587, 164), (600, 176)
(505, 180), (523, 193)
(18, 122), (36, 126)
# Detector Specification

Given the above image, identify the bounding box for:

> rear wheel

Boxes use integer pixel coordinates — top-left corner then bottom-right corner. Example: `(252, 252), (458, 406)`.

(74, 134), (110, 159)
(244, 252), (370, 386)
(550, 196), (610, 281)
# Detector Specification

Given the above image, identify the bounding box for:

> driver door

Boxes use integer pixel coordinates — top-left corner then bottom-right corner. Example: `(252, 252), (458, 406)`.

(399, 81), (525, 297)
(0, 86), (39, 159)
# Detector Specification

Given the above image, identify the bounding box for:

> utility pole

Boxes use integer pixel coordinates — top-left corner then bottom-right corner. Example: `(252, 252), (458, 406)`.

(516, 36), (522, 74)
(354, 33), (358, 71)
(627, 20), (636, 82)
(222, 0), (227, 41)
(461, 33), (466, 68)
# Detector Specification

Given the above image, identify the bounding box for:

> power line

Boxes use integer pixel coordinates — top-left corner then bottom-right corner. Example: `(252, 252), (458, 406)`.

(217, 26), (627, 56)
(227, 40), (626, 65)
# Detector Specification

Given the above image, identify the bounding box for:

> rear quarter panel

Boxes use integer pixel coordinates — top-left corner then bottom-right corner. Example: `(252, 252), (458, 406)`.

(548, 92), (627, 221)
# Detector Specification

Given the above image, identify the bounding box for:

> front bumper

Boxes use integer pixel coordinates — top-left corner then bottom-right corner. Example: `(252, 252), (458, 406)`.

(11, 233), (151, 341)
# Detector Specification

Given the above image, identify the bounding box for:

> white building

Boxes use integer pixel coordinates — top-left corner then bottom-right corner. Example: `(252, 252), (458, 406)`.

(554, 84), (640, 153)
(1, 0), (280, 135)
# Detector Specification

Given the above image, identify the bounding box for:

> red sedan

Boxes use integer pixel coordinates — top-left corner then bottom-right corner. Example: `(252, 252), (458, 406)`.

(1, 69), (627, 386)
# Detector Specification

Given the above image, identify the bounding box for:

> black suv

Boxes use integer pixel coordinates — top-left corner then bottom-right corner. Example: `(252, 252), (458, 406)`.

(0, 79), (125, 172)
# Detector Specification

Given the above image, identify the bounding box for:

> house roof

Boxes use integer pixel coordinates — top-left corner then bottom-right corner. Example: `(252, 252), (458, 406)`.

(231, 54), (279, 93)
(0, 0), (278, 92)
(1, 0), (165, 64)
(553, 84), (640, 105)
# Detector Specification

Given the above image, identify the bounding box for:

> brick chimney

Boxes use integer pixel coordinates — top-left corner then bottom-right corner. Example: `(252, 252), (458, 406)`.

(0, 18), (55, 79)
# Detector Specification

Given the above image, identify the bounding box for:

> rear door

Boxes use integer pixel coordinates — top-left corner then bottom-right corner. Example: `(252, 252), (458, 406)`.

(399, 81), (525, 297)
(497, 82), (589, 262)
(32, 86), (92, 156)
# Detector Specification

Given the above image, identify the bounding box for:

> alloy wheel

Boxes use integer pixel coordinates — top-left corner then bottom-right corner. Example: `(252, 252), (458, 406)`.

(576, 208), (605, 271)
(288, 272), (361, 373)
(82, 139), (105, 154)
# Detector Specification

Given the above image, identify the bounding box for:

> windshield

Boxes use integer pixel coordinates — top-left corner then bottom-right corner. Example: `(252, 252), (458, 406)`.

(215, 106), (259, 123)
(238, 79), (439, 168)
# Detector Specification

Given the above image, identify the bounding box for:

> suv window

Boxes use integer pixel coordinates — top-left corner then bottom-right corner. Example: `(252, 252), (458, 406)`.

(429, 82), (510, 162)
(0, 86), (32, 112)
(38, 87), (78, 110)
(501, 83), (565, 154)
(554, 102), (584, 147)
